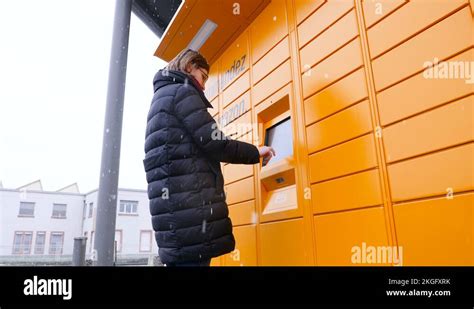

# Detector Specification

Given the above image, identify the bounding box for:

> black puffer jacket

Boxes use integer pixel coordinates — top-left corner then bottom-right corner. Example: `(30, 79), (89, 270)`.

(144, 69), (260, 264)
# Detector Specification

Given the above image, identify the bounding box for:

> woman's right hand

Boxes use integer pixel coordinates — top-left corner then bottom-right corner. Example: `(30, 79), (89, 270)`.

(258, 146), (276, 166)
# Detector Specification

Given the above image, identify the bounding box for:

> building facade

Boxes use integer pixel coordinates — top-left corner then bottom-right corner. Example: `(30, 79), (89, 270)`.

(0, 180), (157, 265)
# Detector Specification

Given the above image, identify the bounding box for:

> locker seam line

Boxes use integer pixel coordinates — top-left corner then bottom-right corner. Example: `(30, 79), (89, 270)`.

(304, 35), (361, 73)
(309, 166), (379, 186)
(375, 45), (474, 93)
(370, 3), (470, 61)
(365, 0), (409, 30)
(304, 96), (370, 127)
(295, 0), (328, 27)
(386, 140), (474, 166)
(392, 190), (474, 206)
(355, 0), (398, 258)
(246, 25), (263, 267)
(288, 0), (318, 266)
(313, 204), (384, 217)
(307, 131), (374, 155)
(382, 93), (474, 128)
(302, 64), (365, 100)
(253, 55), (291, 87)
(298, 6), (355, 52)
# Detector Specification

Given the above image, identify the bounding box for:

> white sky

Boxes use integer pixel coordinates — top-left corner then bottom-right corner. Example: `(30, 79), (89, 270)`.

(0, 0), (167, 193)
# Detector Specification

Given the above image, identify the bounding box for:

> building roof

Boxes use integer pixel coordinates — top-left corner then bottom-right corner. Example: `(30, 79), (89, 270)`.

(16, 179), (43, 191)
(56, 183), (80, 194)
(1, 180), (146, 196)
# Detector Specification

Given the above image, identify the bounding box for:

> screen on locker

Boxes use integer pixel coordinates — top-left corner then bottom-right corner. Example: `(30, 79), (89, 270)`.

(264, 117), (293, 166)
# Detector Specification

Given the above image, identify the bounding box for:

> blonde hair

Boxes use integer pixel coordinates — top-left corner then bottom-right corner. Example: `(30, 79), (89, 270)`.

(166, 48), (210, 73)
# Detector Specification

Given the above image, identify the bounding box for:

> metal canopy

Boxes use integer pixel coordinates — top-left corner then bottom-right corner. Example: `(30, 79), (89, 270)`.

(132, 0), (182, 38)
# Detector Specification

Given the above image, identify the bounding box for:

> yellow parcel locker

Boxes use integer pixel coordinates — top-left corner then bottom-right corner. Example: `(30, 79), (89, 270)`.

(153, 0), (474, 266)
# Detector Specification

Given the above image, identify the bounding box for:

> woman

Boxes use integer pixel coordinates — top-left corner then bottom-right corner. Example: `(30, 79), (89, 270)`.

(143, 49), (275, 266)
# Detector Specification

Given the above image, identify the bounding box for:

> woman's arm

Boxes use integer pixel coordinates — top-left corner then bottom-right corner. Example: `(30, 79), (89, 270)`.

(174, 86), (263, 164)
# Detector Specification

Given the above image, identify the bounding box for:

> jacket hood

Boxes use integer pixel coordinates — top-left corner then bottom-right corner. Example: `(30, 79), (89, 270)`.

(153, 69), (212, 108)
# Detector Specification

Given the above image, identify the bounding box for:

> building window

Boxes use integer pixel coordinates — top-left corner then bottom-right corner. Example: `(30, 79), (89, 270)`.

(52, 204), (67, 218)
(34, 232), (46, 254)
(115, 230), (122, 253)
(139, 230), (152, 252)
(49, 232), (64, 255)
(12, 232), (33, 255)
(119, 200), (138, 215)
(90, 231), (94, 252)
(88, 202), (93, 218)
(82, 201), (87, 219)
(18, 202), (35, 217)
